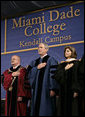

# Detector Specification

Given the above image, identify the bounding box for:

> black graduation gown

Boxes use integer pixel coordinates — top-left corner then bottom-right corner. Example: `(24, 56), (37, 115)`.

(52, 60), (82, 116)
(78, 55), (84, 115)
(78, 55), (84, 95)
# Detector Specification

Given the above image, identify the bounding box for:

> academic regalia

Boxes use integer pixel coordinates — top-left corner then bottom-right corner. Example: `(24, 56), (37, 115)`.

(78, 55), (84, 115)
(52, 59), (82, 116)
(27, 55), (59, 116)
(2, 65), (31, 116)
(78, 55), (84, 93)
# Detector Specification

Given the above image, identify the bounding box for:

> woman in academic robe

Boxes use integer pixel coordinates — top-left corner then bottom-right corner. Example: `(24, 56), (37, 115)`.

(52, 46), (82, 116)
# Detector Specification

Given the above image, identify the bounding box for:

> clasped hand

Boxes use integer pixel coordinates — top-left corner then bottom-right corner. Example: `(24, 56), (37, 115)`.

(73, 92), (78, 98)
(65, 63), (74, 70)
(17, 97), (22, 101)
(12, 71), (20, 77)
(50, 90), (56, 97)
(37, 63), (46, 69)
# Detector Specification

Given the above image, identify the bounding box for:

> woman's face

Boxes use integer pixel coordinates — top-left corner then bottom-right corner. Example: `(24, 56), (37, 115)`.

(65, 48), (72, 59)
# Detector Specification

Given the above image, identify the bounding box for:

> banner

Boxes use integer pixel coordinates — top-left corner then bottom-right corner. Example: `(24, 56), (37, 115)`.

(1, 1), (84, 54)
(1, 1), (84, 99)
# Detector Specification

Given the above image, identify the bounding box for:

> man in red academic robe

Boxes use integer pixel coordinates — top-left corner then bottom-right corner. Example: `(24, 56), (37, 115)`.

(1, 55), (31, 116)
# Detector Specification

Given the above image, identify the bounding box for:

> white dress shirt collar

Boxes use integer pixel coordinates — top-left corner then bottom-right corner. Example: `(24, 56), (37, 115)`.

(41, 54), (48, 59)
(13, 64), (20, 69)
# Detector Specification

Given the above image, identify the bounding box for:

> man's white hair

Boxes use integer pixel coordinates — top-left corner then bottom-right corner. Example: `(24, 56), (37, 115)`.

(39, 43), (49, 50)
(11, 55), (21, 61)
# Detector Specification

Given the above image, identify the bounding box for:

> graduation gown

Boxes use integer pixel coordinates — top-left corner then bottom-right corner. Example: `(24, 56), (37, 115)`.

(78, 55), (84, 94)
(78, 55), (84, 115)
(52, 60), (82, 116)
(27, 55), (59, 116)
(2, 65), (31, 116)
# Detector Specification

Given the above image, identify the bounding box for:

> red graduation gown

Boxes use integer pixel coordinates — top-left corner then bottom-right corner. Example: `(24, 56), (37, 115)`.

(3, 66), (31, 116)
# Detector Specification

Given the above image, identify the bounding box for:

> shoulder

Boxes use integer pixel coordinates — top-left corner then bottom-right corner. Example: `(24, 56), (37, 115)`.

(3, 69), (10, 74)
(26, 58), (40, 68)
(19, 66), (27, 71)
(73, 59), (80, 64)
(73, 60), (80, 67)
(60, 61), (65, 63)
(31, 57), (40, 66)
(56, 61), (68, 69)
(2, 69), (12, 76)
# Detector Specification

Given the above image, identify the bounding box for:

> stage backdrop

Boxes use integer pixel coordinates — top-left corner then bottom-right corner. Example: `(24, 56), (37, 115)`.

(1, 1), (84, 99)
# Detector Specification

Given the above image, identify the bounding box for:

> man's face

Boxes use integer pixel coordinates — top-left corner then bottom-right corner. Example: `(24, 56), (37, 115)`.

(38, 43), (48, 56)
(11, 56), (20, 67)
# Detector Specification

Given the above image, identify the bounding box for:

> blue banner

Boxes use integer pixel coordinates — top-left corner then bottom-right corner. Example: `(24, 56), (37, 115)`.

(1, 1), (84, 99)
(1, 1), (84, 54)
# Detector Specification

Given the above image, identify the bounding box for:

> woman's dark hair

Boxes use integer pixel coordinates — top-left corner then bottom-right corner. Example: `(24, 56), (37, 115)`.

(64, 46), (77, 59)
